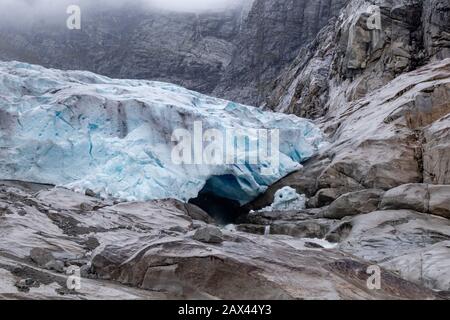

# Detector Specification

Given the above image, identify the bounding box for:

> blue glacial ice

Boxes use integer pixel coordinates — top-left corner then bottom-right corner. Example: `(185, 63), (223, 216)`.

(0, 61), (325, 204)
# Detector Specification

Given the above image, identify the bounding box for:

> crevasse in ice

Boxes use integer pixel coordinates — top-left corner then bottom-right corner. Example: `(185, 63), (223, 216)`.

(0, 61), (325, 204)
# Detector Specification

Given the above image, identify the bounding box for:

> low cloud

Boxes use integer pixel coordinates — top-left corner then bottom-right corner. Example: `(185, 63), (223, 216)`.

(0, 0), (247, 28)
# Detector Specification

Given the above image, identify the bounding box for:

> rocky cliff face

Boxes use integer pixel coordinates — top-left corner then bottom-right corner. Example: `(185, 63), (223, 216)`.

(257, 0), (450, 197)
(213, 0), (348, 105)
(0, 4), (247, 94)
(245, 0), (450, 293)
(267, 0), (450, 116)
(0, 181), (444, 299)
(0, 0), (347, 104)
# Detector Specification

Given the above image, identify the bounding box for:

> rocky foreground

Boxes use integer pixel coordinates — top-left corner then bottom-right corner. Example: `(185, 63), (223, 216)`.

(0, 180), (448, 300)
(0, 0), (449, 300)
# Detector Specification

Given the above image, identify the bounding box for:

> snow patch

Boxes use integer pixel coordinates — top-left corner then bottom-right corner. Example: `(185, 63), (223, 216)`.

(260, 186), (307, 212)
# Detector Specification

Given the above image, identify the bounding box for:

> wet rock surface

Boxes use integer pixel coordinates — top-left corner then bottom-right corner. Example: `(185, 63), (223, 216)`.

(336, 210), (450, 291)
(380, 184), (450, 218)
(324, 189), (385, 219)
(0, 180), (446, 299)
(193, 226), (224, 244)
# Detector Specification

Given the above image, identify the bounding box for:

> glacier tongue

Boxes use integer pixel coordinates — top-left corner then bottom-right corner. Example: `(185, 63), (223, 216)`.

(0, 61), (325, 204)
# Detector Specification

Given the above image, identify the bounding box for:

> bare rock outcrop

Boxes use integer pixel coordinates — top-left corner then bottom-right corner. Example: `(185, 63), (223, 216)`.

(324, 189), (385, 219)
(334, 210), (450, 291)
(0, 180), (443, 299)
(423, 114), (450, 184)
(213, 0), (347, 105)
(248, 59), (450, 212)
(249, 1), (450, 214)
(380, 183), (450, 218)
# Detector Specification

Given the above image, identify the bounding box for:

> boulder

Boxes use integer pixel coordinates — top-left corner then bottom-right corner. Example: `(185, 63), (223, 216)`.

(29, 248), (55, 267)
(380, 184), (429, 213)
(308, 188), (343, 208)
(193, 226), (224, 244)
(380, 183), (450, 218)
(324, 189), (385, 219)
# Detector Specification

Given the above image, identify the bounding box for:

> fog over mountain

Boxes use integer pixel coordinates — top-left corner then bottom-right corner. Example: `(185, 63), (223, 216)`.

(0, 0), (248, 26)
(0, 0), (344, 105)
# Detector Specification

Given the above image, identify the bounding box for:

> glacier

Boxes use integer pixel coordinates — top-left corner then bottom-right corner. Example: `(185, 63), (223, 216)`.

(0, 61), (325, 204)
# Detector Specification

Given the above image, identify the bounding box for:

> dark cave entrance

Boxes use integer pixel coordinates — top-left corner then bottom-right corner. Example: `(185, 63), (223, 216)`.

(188, 175), (249, 225)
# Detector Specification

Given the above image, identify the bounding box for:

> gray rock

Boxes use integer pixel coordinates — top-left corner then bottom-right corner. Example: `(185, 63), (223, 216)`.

(29, 248), (55, 267)
(308, 188), (342, 208)
(0, 4), (248, 96)
(84, 237), (100, 251)
(183, 203), (215, 224)
(0, 1), (347, 106)
(14, 279), (40, 292)
(270, 220), (333, 239)
(336, 210), (450, 291)
(80, 202), (95, 212)
(80, 265), (92, 278)
(381, 241), (450, 292)
(0, 179), (444, 300)
(91, 226), (440, 300)
(324, 189), (385, 219)
(259, 0), (450, 209)
(423, 114), (450, 185)
(236, 224), (267, 235)
(380, 183), (450, 218)
(84, 189), (97, 198)
(380, 184), (429, 213)
(268, 0), (450, 117)
(429, 185), (450, 218)
(193, 226), (224, 244)
(214, 0), (347, 105)
(45, 260), (65, 273)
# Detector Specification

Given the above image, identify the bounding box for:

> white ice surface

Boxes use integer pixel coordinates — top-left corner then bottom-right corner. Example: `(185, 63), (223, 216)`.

(0, 61), (325, 204)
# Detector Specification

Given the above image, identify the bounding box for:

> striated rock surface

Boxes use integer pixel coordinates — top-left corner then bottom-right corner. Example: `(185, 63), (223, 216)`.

(253, 0), (450, 212)
(249, 59), (450, 211)
(267, 0), (450, 115)
(335, 210), (450, 291)
(423, 114), (450, 184)
(213, 0), (348, 105)
(380, 183), (450, 218)
(239, 1), (450, 296)
(0, 180), (444, 299)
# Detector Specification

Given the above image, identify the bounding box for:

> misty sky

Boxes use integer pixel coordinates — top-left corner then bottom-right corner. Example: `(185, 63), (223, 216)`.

(0, 0), (249, 27)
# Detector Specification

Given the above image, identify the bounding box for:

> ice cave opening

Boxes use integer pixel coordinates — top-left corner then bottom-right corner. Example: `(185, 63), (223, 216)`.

(189, 175), (249, 225)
